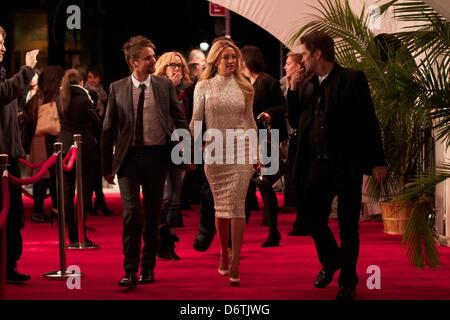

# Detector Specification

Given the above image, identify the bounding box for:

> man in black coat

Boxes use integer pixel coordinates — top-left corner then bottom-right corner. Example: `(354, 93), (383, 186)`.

(101, 36), (190, 287)
(287, 31), (387, 300)
(0, 25), (38, 282)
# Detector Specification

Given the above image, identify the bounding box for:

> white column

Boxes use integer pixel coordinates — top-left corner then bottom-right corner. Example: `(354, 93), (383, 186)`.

(435, 137), (449, 246)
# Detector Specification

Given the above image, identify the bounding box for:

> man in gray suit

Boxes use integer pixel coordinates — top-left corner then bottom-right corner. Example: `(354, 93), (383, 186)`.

(101, 35), (190, 287)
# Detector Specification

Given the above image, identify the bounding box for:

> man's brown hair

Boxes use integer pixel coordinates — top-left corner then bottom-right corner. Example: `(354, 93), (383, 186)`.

(122, 35), (155, 71)
(300, 31), (335, 62)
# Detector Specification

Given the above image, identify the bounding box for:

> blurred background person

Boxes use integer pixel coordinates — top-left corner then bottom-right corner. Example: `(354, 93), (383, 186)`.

(240, 45), (287, 247)
(84, 67), (114, 216)
(24, 65), (64, 224)
(57, 68), (101, 245)
(281, 51), (310, 236)
(188, 49), (206, 81)
(153, 51), (194, 260)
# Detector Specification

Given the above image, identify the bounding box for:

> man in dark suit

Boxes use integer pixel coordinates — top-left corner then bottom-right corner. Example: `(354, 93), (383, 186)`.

(287, 31), (387, 300)
(0, 25), (38, 282)
(101, 35), (190, 287)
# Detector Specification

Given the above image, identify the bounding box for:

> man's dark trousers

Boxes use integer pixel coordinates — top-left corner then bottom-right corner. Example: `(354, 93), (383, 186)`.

(118, 145), (170, 273)
(297, 152), (363, 288)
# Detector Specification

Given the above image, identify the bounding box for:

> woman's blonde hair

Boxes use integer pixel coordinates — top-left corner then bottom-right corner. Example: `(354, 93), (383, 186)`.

(60, 68), (83, 114)
(201, 39), (253, 103)
(153, 51), (192, 85)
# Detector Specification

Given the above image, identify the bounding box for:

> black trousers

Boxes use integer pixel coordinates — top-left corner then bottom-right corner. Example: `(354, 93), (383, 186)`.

(197, 164), (215, 237)
(297, 155), (363, 288)
(284, 135), (297, 207)
(118, 145), (169, 274)
(32, 177), (57, 213)
(1, 160), (24, 272)
(87, 148), (108, 210)
(33, 135), (58, 213)
(248, 173), (279, 232)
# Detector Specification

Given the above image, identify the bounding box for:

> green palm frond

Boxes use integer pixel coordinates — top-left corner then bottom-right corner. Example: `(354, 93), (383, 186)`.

(396, 163), (450, 203)
(393, 1), (450, 63)
(393, 1), (442, 22)
(418, 58), (450, 143)
(402, 201), (441, 268)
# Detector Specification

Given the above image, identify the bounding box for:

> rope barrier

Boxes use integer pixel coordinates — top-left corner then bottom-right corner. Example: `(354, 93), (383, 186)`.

(63, 146), (75, 164)
(63, 146), (78, 172)
(18, 145), (76, 170)
(8, 154), (58, 185)
(0, 171), (10, 229)
(18, 158), (45, 169)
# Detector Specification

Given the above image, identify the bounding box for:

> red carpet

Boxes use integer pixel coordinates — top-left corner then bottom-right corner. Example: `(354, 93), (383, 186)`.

(4, 193), (450, 300)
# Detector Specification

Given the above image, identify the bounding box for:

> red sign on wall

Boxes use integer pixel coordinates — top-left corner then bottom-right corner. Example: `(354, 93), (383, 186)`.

(209, 3), (226, 17)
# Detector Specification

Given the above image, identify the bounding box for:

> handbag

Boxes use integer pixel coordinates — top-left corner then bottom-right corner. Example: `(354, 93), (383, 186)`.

(35, 101), (60, 136)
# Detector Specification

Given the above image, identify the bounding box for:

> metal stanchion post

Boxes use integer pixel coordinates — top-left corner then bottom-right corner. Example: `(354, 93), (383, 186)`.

(0, 154), (9, 298)
(43, 143), (82, 279)
(68, 134), (98, 249)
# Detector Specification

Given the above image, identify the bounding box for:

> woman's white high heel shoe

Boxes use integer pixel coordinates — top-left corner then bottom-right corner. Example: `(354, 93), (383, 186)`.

(229, 276), (240, 286)
(218, 268), (230, 276)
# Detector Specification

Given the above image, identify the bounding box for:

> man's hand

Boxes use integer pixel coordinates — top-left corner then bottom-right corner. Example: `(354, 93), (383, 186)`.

(25, 50), (39, 68)
(257, 112), (271, 123)
(104, 175), (116, 185)
(372, 166), (388, 183)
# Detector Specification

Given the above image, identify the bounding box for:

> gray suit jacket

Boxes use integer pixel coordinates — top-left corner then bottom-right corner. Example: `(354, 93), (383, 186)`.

(101, 75), (188, 176)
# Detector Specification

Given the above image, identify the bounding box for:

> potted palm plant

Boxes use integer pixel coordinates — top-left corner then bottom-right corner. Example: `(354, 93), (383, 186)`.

(290, 0), (449, 267)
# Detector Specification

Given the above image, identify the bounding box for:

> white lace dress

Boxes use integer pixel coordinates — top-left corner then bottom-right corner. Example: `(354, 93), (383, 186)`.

(190, 74), (257, 218)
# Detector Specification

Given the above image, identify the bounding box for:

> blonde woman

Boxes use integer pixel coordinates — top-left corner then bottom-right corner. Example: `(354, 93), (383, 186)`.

(154, 52), (194, 260)
(190, 39), (256, 286)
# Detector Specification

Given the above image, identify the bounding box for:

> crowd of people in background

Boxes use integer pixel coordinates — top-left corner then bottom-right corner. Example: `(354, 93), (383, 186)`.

(1, 24), (387, 300)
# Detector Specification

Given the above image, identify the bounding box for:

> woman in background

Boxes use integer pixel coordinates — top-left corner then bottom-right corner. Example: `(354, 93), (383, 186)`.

(153, 51), (194, 260)
(57, 68), (101, 244)
(25, 66), (64, 224)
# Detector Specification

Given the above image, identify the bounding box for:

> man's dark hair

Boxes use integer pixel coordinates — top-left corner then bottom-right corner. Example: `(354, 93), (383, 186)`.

(123, 35), (155, 71)
(240, 45), (265, 74)
(300, 31), (335, 62)
(87, 67), (103, 79)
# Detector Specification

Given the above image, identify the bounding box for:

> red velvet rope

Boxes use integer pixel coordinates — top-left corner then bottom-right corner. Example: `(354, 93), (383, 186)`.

(0, 171), (10, 229)
(63, 146), (78, 172)
(19, 145), (75, 169)
(8, 154), (58, 185)
(18, 158), (45, 169)
(63, 147), (74, 164)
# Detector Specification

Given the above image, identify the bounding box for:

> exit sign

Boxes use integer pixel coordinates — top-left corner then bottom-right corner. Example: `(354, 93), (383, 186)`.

(209, 3), (226, 17)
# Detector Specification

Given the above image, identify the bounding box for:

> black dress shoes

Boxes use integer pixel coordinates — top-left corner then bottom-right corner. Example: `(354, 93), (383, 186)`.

(139, 270), (155, 284)
(336, 286), (356, 301)
(287, 227), (310, 236)
(118, 273), (138, 287)
(97, 206), (114, 216)
(314, 267), (340, 288)
(6, 269), (31, 283)
(261, 230), (281, 247)
(193, 233), (214, 252)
